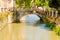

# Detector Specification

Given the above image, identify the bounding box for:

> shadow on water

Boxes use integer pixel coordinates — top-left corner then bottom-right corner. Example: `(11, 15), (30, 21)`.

(25, 20), (51, 31)
(37, 24), (51, 31)
(29, 20), (51, 31)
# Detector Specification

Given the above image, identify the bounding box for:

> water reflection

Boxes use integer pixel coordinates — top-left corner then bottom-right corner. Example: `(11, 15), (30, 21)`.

(8, 23), (49, 40)
(21, 23), (51, 40)
(0, 19), (60, 40)
(0, 23), (60, 40)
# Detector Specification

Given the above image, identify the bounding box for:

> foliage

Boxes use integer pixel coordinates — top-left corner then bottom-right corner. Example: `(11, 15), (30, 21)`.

(15, 0), (32, 8)
(34, 0), (41, 6)
(49, 0), (60, 9)
(54, 26), (60, 36)
(42, 16), (55, 30)
(15, 0), (60, 9)
(0, 13), (3, 21)
(32, 0), (49, 7)
(15, 0), (49, 8)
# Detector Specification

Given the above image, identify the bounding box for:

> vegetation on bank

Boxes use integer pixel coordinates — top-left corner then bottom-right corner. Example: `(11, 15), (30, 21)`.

(42, 15), (60, 36)
(54, 26), (60, 36)
(0, 12), (13, 23)
(42, 15), (55, 30)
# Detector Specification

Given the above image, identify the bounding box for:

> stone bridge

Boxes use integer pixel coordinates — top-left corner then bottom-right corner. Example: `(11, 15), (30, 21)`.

(34, 8), (60, 25)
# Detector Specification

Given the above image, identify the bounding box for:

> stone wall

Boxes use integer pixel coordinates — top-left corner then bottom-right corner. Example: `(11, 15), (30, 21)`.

(0, 0), (14, 12)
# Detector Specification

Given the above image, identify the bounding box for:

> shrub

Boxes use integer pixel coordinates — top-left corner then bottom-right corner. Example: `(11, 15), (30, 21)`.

(54, 26), (60, 36)
(42, 16), (55, 30)
(0, 13), (3, 21)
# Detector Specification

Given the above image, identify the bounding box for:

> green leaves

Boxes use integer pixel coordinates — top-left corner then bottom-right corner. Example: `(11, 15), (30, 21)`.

(54, 27), (60, 36)
(34, 0), (41, 6)
(15, 0), (46, 8)
(15, 0), (60, 8)
(49, 0), (60, 9)
(15, 0), (32, 8)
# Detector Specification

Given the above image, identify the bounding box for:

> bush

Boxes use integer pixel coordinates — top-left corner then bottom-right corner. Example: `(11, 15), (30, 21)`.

(0, 13), (3, 21)
(54, 26), (60, 36)
(42, 16), (55, 30)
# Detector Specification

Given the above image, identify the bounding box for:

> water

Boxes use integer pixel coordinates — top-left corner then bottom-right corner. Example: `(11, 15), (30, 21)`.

(0, 23), (60, 40)
(0, 14), (60, 40)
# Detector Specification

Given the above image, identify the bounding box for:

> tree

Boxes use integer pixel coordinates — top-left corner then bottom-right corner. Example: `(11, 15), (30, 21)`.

(15, 0), (49, 8)
(49, 0), (60, 9)
(34, 0), (48, 7)
(15, 0), (32, 8)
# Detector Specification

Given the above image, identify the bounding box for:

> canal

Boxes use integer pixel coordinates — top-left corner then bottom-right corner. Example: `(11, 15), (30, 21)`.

(0, 14), (60, 40)
(0, 23), (60, 40)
